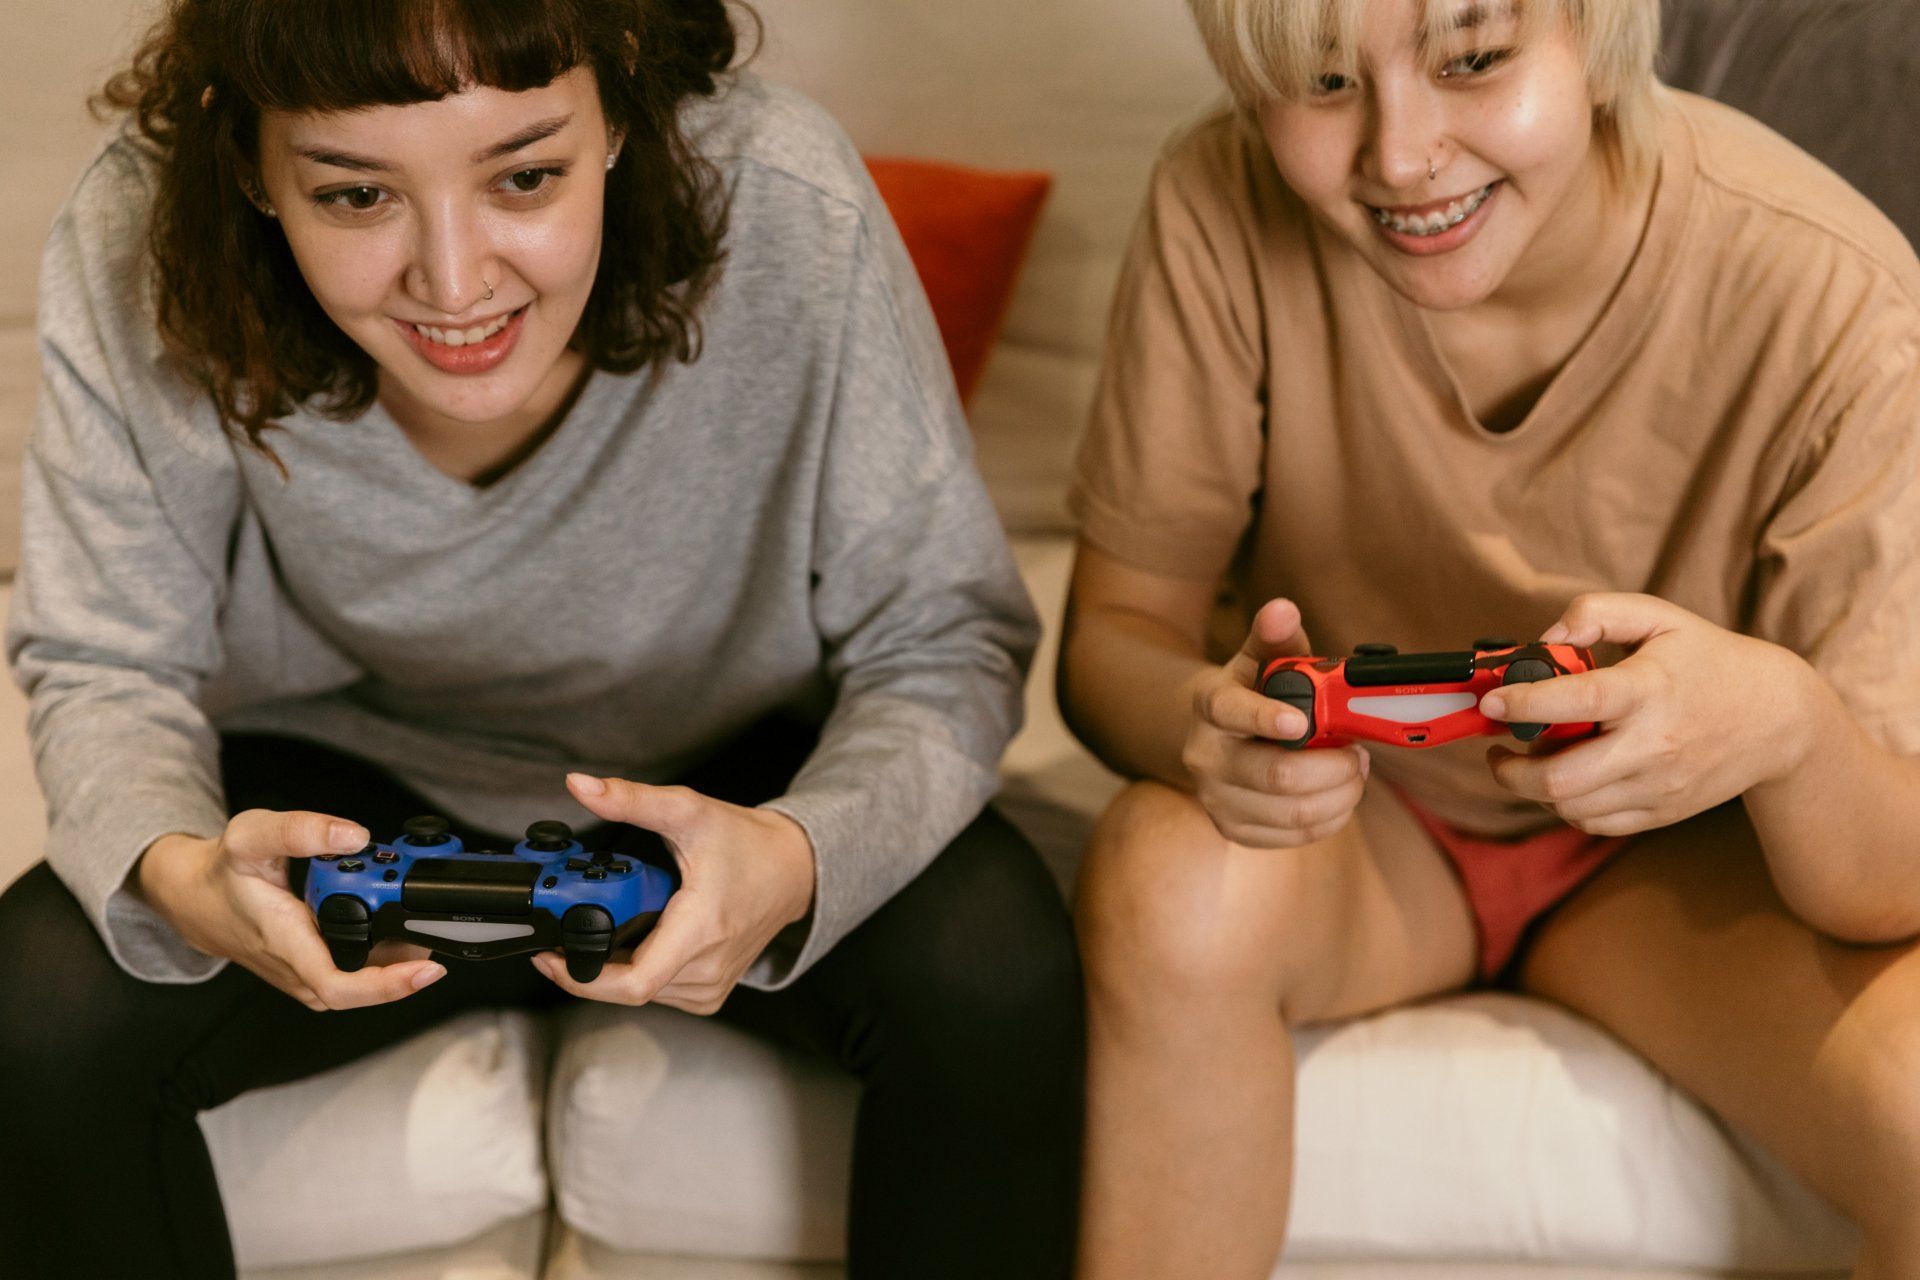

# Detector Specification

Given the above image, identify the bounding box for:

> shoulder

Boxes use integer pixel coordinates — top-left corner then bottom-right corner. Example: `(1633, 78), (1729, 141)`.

(683, 73), (876, 226)
(1150, 108), (1307, 229)
(1135, 105), (1317, 299)
(1672, 90), (1920, 313)
(41, 123), (162, 305)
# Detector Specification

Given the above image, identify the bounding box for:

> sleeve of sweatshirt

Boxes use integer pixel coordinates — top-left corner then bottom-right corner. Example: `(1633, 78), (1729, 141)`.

(742, 154), (1041, 991)
(5, 139), (241, 984)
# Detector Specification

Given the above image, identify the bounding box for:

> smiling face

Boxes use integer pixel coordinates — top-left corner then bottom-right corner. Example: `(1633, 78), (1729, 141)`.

(1256, 0), (1614, 313)
(255, 66), (618, 438)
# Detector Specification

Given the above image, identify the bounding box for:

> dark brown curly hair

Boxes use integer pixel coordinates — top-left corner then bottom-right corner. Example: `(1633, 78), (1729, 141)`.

(91, 0), (756, 449)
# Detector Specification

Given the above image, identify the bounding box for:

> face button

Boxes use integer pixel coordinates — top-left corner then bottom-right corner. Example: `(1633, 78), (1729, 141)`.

(543, 875), (559, 889)
(315, 854), (340, 862)
(608, 861), (633, 875)
(373, 849), (399, 864)
(566, 858), (591, 872)
(338, 859), (366, 873)
(590, 850), (615, 867)
(583, 868), (608, 881)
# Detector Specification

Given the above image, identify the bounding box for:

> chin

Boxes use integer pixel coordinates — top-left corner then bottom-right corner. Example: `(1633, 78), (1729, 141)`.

(1388, 269), (1501, 312)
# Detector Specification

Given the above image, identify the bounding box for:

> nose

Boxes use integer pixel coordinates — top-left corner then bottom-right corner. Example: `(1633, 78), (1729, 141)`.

(405, 201), (501, 320)
(1361, 79), (1444, 193)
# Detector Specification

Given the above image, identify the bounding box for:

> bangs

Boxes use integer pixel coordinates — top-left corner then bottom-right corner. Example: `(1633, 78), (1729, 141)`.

(1187, 0), (1663, 177)
(1196, 0), (1567, 102)
(219, 0), (591, 115)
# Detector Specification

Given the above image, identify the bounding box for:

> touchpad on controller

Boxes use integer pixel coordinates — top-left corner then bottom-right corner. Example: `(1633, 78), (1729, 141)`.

(402, 858), (540, 915)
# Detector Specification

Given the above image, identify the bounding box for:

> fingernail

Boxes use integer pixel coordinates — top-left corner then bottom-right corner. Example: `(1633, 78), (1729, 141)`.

(330, 822), (369, 850)
(411, 963), (446, 990)
(1358, 747), (1371, 779)
(1481, 693), (1505, 719)
(567, 772), (607, 797)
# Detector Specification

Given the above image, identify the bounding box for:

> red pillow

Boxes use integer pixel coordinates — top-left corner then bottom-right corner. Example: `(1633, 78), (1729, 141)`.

(864, 156), (1052, 406)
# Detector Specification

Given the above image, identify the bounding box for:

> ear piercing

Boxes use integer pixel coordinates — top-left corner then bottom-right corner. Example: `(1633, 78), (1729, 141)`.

(242, 177), (277, 219)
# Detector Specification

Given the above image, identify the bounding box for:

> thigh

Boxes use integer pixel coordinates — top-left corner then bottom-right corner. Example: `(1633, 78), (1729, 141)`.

(0, 857), (558, 1112)
(714, 802), (1080, 1068)
(2, 734), (565, 1110)
(1076, 777), (1479, 1026)
(1516, 801), (1920, 1217)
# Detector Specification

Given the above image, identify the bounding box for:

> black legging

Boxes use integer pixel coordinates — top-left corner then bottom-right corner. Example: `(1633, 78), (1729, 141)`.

(0, 726), (1083, 1278)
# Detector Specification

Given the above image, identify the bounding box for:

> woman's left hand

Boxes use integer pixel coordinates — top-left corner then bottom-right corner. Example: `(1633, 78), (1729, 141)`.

(530, 773), (816, 1014)
(1480, 593), (1822, 837)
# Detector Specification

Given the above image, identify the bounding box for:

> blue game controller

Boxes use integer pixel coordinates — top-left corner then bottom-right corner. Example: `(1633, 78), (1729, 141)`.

(305, 815), (678, 982)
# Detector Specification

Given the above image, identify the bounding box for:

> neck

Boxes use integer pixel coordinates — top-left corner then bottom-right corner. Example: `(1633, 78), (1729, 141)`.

(380, 346), (591, 486)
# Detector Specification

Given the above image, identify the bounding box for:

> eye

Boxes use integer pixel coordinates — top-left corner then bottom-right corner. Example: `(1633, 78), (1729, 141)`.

(1438, 47), (1513, 79)
(502, 165), (567, 196)
(1312, 71), (1356, 95)
(312, 185), (387, 214)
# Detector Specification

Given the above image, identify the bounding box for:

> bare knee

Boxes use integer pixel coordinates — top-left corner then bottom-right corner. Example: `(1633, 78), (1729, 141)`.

(1813, 981), (1920, 1236)
(1076, 781), (1307, 1021)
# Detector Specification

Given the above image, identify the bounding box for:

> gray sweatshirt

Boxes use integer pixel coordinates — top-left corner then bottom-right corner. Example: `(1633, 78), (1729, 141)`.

(8, 74), (1039, 988)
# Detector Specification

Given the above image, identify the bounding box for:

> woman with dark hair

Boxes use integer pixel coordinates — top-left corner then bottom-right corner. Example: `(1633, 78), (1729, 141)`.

(0, 2), (1082, 1276)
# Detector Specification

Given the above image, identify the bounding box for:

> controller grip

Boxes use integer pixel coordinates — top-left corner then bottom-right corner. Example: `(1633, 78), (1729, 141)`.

(1261, 669), (1318, 751)
(562, 904), (616, 983)
(318, 894), (371, 973)
(1500, 658), (1554, 742)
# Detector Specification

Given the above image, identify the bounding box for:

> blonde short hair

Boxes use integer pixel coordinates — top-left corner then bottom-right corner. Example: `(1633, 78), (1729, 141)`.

(1187, 0), (1664, 180)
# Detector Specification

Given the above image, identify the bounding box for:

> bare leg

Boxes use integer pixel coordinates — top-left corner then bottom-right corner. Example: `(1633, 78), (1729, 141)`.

(1075, 779), (1477, 1279)
(1518, 802), (1920, 1279)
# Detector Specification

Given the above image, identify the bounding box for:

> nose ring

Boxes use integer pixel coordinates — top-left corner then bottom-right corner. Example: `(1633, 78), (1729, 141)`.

(1428, 155), (1437, 182)
(483, 280), (494, 302)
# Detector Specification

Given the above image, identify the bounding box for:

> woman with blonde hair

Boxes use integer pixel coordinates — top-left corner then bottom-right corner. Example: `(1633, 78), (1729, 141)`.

(1063, 0), (1920, 1273)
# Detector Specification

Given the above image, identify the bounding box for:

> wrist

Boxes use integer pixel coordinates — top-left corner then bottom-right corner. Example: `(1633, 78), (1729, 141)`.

(1756, 650), (1844, 791)
(762, 809), (817, 927)
(133, 832), (213, 921)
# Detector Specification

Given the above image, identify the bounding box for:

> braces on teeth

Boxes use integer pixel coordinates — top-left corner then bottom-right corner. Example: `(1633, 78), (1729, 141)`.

(1373, 184), (1494, 236)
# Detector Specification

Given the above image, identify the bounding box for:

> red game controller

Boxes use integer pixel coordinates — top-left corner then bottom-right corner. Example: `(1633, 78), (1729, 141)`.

(1259, 639), (1599, 751)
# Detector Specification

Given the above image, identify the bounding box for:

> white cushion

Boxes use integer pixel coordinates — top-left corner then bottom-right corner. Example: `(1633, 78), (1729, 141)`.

(545, 992), (1854, 1271)
(202, 1010), (550, 1271)
(546, 1003), (854, 1262)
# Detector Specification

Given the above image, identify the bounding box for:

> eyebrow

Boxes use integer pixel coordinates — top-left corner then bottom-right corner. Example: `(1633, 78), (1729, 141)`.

(1445, 1), (1517, 31)
(293, 113), (575, 173)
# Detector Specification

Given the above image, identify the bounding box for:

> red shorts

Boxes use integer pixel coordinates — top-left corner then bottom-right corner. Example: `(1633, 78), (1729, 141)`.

(1390, 785), (1633, 985)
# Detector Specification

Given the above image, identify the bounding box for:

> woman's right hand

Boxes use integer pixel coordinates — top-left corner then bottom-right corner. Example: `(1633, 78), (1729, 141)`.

(1180, 597), (1372, 849)
(136, 810), (446, 1011)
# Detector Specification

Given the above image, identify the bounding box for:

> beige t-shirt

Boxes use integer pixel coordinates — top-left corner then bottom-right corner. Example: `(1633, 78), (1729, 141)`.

(1070, 89), (1920, 837)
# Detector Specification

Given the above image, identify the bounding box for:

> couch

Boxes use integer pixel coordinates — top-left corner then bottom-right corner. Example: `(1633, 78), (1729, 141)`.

(4, 0), (1913, 1275)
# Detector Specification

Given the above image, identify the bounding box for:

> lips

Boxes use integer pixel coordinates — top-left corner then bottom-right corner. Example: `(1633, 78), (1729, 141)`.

(395, 304), (528, 376)
(1366, 181), (1504, 257)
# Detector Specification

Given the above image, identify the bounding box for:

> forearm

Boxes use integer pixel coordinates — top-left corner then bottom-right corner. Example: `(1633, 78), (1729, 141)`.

(1058, 605), (1211, 789)
(1745, 666), (1920, 943)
